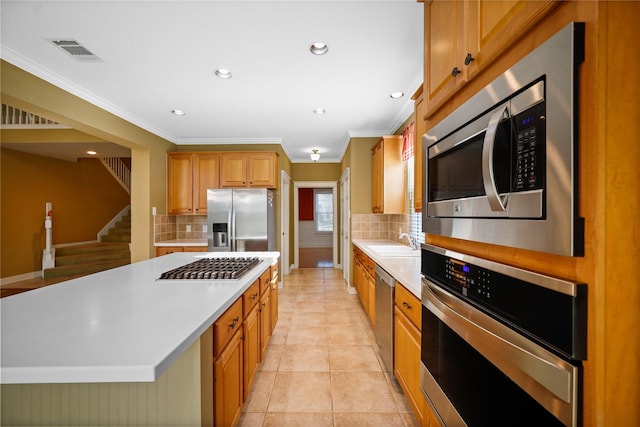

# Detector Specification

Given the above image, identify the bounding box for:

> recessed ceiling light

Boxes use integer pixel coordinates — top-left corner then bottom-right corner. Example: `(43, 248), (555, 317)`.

(309, 42), (329, 55)
(171, 109), (186, 116)
(215, 68), (232, 79)
(390, 91), (404, 99)
(86, 150), (97, 155)
(314, 108), (326, 115)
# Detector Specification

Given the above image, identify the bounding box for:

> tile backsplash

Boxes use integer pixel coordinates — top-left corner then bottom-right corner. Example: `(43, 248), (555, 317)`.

(154, 215), (207, 242)
(156, 213), (419, 244)
(351, 214), (410, 242)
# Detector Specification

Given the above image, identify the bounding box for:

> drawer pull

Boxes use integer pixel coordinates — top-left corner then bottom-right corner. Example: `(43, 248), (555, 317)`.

(403, 301), (412, 310)
(229, 317), (239, 329)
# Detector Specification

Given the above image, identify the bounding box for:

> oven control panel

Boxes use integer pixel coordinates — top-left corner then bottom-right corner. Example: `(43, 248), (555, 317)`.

(445, 258), (494, 301)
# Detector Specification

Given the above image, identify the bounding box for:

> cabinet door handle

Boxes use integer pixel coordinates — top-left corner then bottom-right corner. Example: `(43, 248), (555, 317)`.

(464, 53), (475, 65)
(451, 67), (461, 77)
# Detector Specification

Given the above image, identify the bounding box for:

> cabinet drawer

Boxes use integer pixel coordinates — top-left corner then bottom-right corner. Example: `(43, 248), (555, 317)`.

(213, 298), (243, 357)
(243, 280), (261, 317)
(395, 283), (421, 331)
(259, 269), (271, 295)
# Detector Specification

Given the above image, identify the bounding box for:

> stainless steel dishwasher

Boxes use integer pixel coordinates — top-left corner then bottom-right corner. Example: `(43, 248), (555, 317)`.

(374, 264), (396, 376)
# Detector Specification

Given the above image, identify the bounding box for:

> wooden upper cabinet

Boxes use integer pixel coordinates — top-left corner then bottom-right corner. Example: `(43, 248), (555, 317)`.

(424, 0), (557, 117)
(248, 153), (277, 188)
(167, 152), (219, 214)
(466, 0), (558, 79)
(220, 153), (248, 187)
(167, 153), (194, 214)
(371, 136), (406, 214)
(425, 0), (467, 117)
(412, 86), (425, 213)
(194, 153), (220, 212)
(220, 152), (278, 189)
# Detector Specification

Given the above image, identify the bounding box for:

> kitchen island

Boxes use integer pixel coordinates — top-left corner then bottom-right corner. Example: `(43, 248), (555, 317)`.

(1, 251), (279, 426)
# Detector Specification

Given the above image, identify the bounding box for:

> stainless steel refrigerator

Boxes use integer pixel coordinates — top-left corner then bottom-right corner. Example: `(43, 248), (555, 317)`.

(207, 188), (276, 252)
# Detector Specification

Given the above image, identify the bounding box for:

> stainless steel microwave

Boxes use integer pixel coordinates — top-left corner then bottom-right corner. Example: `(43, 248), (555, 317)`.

(423, 22), (585, 257)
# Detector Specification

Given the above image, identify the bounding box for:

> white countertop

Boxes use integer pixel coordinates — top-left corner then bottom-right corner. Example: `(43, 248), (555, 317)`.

(0, 251), (279, 384)
(352, 239), (422, 298)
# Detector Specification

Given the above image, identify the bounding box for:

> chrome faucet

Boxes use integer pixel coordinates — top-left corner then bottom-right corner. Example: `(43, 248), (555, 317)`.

(399, 232), (419, 250)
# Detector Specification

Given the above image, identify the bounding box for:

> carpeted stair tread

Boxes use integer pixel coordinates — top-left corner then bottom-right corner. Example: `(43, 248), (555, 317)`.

(43, 259), (131, 279)
(45, 211), (131, 281)
(55, 242), (129, 256)
(55, 250), (131, 266)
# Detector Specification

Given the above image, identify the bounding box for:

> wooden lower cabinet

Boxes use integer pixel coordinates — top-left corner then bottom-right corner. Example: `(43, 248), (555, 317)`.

(202, 265), (279, 427)
(395, 307), (428, 426)
(259, 287), (272, 360)
(353, 246), (376, 325)
(214, 328), (243, 427)
(394, 283), (440, 427)
(242, 303), (260, 401)
(367, 272), (376, 326)
(155, 246), (204, 257)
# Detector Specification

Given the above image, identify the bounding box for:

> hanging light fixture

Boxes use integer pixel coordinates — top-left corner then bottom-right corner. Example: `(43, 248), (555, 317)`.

(310, 149), (320, 162)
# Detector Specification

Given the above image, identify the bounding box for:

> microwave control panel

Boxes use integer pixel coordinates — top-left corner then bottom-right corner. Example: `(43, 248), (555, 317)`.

(513, 102), (546, 192)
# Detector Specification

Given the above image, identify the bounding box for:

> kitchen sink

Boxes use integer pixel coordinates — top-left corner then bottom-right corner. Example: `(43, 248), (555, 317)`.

(368, 245), (421, 257)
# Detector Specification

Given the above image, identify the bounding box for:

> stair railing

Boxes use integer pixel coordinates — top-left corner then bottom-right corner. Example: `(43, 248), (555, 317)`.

(100, 157), (131, 194)
(97, 205), (131, 242)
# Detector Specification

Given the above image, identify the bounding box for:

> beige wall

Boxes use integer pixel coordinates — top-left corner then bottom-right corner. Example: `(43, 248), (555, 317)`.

(1, 60), (174, 263)
(0, 149), (130, 277)
(290, 162), (341, 182)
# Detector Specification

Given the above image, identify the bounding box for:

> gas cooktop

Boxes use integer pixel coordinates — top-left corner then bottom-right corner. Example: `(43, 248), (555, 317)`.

(158, 257), (261, 280)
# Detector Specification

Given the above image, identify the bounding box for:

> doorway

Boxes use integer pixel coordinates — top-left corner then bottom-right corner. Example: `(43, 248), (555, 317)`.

(293, 181), (338, 269)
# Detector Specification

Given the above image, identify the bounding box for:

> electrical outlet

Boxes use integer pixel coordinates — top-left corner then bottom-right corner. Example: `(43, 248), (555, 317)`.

(203, 225), (208, 233)
(186, 225), (191, 233)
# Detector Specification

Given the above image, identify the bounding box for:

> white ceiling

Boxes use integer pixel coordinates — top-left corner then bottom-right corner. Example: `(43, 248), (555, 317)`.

(0, 0), (424, 163)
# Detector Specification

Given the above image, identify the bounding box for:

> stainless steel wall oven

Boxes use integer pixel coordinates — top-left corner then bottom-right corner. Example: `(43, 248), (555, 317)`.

(422, 22), (585, 256)
(420, 244), (587, 426)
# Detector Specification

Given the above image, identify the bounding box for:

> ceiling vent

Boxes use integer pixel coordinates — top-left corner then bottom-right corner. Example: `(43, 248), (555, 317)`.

(49, 39), (103, 61)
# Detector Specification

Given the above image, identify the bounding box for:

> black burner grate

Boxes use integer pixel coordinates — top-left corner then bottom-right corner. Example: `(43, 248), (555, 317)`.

(159, 257), (261, 280)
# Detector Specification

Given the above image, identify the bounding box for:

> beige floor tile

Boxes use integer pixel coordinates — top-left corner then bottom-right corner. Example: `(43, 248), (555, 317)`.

(269, 324), (289, 345)
(401, 411), (422, 427)
(268, 372), (332, 412)
(290, 311), (327, 326)
(285, 325), (328, 345)
(331, 371), (398, 413)
(324, 299), (360, 312)
(333, 412), (406, 427)
(325, 311), (366, 326)
(260, 344), (284, 372)
(327, 323), (372, 345)
(263, 412), (334, 427)
(278, 345), (330, 372)
(243, 371), (276, 412)
(237, 411), (265, 426)
(329, 345), (383, 372)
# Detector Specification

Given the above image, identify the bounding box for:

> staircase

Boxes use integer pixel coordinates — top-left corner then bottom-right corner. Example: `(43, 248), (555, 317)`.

(43, 212), (131, 280)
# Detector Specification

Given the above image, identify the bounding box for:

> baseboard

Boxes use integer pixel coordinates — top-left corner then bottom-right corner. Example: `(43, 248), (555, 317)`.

(1, 271), (41, 285)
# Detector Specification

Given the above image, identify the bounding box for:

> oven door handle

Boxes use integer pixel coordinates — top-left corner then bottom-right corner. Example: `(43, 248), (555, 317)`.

(482, 103), (510, 212)
(422, 279), (579, 426)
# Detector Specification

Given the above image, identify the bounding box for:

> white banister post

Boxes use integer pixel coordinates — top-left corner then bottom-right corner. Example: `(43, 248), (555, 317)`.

(42, 202), (55, 275)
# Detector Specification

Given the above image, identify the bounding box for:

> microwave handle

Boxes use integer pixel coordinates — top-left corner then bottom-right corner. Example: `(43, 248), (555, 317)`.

(482, 104), (510, 212)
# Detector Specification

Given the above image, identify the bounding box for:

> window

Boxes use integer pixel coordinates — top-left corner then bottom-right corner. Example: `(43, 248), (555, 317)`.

(314, 189), (333, 233)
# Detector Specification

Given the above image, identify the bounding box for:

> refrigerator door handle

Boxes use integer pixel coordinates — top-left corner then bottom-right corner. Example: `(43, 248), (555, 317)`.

(230, 207), (236, 252)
